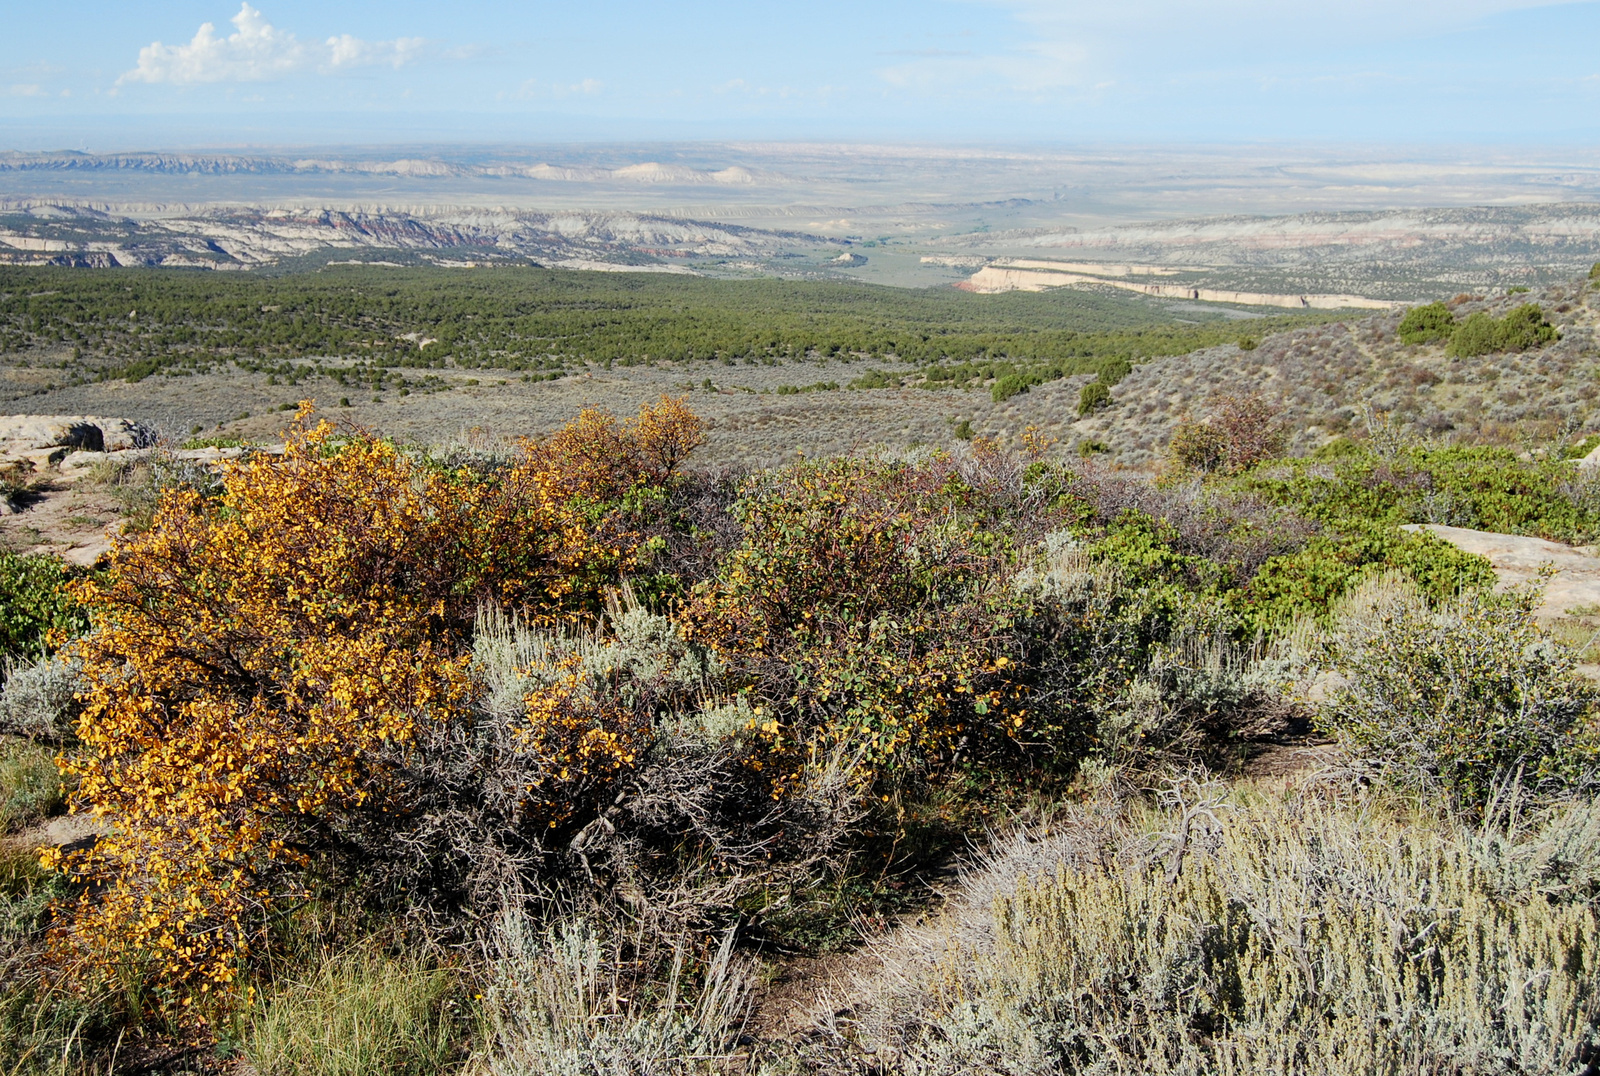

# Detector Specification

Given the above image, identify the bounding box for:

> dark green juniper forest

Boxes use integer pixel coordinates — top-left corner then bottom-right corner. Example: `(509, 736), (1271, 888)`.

(4, 263), (1600, 1076)
(0, 265), (1333, 396)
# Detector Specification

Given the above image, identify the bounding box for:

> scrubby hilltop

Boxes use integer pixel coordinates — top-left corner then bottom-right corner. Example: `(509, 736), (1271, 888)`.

(1070, 271), (1600, 464)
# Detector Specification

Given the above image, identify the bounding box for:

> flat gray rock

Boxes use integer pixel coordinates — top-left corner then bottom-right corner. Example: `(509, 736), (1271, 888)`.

(1402, 523), (1600, 619)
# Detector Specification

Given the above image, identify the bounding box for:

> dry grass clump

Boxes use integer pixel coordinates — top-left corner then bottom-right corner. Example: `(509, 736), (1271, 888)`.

(0, 737), (64, 834)
(243, 946), (459, 1076)
(812, 785), (1600, 1076)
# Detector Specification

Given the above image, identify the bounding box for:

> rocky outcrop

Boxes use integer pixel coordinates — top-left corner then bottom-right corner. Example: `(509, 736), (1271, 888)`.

(0, 416), (158, 464)
(1400, 523), (1600, 621)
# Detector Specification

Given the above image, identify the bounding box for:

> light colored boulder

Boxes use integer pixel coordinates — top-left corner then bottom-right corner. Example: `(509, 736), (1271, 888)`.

(0, 415), (157, 455)
(1579, 440), (1600, 473)
(1401, 523), (1600, 620)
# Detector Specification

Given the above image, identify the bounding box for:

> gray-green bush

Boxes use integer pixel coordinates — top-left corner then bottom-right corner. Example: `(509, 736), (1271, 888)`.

(0, 653), (83, 744)
(818, 787), (1600, 1076)
(1315, 575), (1599, 811)
(478, 906), (751, 1076)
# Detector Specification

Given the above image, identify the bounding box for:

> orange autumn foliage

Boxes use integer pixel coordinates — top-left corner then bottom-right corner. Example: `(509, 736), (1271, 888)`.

(520, 394), (705, 502)
(48, 398), (701, 1002)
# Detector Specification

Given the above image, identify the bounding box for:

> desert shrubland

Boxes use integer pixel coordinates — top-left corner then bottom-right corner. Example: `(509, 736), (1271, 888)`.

(6, 386), (1600, 1074)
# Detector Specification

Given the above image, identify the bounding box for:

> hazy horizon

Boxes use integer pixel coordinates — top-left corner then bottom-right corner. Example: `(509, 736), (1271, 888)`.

(4, 2), (1599, 149)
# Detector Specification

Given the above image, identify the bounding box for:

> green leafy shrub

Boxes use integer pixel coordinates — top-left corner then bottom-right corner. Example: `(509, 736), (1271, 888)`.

(1495, 301), (1560, 352)
(686, 456), (1028, 780)
(992, 372), (1034, 402)
(1447, 309), (1499, 357)
(1318, 580), (1600, 810)
(0, 554), (88, 659)
(1398, 300), (1455, 344)
(848, 368), (901, 390)
(1447, 303), (1558, 357)
(1076, 379), (1111, 415)
(1095, 355), (1132, 384)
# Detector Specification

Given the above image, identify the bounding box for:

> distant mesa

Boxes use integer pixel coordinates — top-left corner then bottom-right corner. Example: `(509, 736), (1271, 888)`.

(956, 259), (1396, 310)
(0, 204), (815, 271)
(831, 252), (867, 266)
(0, 152), (780, 187)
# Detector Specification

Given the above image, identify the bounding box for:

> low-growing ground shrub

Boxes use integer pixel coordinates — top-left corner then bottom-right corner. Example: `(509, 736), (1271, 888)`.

(1239, 442), (1600, 544)
(1317, 576), (1600, 811)
(1236, 521), (1494, 630)
(180, 435), (252, 450)
(0, 553), (88, 660)
(822, 787), (1600, 1076)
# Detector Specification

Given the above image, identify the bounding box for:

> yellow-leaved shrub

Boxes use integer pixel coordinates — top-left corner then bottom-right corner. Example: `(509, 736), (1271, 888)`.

(48, 400), (701, 1004)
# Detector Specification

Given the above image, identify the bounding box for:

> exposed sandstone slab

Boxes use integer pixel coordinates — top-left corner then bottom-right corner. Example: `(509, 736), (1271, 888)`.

(1400, 523), (1600, 620)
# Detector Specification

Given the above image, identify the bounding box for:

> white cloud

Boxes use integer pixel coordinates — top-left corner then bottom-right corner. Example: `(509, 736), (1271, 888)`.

(119, 4), (423, 85)
(8, 84), (45, 97)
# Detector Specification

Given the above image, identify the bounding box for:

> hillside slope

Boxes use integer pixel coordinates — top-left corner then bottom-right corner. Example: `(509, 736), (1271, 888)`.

(1069, 274), (1600, 464)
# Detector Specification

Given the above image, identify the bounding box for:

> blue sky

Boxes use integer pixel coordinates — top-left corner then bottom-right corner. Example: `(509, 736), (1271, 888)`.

(2, 1), (1598, 147)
